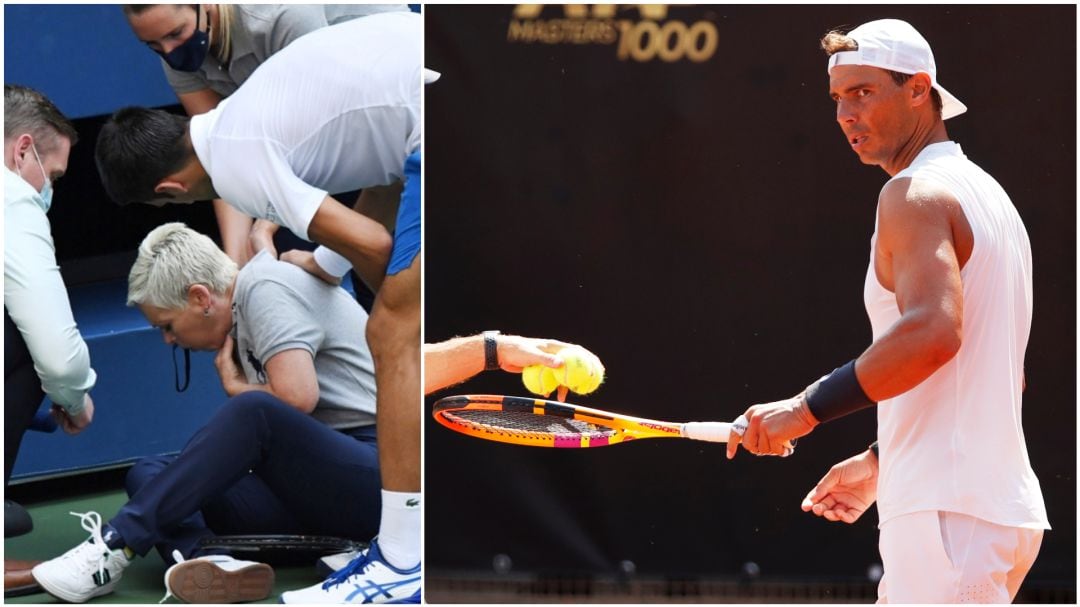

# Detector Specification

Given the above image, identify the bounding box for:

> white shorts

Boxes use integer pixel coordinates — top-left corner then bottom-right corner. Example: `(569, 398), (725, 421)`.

(877, 511), (1043, 604)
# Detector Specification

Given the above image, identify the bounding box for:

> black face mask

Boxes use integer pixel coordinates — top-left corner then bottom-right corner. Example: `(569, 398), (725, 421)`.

(157, 5), (210, 72)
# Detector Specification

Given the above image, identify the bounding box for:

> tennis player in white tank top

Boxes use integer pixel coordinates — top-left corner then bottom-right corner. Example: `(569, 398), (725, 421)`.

(725, 19), (1048, 603)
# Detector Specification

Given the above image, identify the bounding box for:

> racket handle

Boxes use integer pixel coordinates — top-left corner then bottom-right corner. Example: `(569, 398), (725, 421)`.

(681, 422), (735, 443)
(731, 414), (796, 457)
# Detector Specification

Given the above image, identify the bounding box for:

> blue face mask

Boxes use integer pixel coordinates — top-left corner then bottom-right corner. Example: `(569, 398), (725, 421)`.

(157, 5), (210, 72)
(16, 141), (53, 211)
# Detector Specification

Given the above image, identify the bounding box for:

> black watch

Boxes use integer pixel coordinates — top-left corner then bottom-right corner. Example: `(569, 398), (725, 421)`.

(483, 330), (501, 371)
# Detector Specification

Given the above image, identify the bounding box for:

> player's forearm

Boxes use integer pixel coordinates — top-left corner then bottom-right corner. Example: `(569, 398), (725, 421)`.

(855, 308), (962, 402)
(423, 335), (485, 395)
(307, 195), (393, 291)
(352, 183), (403, 233)
(343, 246), (391, 293)
(213, 200), (255, 265)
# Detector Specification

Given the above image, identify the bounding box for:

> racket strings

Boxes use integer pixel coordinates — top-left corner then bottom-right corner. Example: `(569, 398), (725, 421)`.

(442, 409), (615, 439)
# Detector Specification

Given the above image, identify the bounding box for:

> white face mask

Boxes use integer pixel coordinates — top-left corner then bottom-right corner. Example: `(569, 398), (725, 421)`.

(15, 141), (53, 210)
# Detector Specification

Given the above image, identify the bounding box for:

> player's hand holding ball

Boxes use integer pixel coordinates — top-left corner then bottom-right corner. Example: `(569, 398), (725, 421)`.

(521, 345), (605, 401)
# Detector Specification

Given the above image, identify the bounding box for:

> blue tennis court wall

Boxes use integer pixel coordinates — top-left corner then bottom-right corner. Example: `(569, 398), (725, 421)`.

(4, 4), (177, 119)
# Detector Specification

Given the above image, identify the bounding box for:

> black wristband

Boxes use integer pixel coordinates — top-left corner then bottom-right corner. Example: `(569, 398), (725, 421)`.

(804, 359), (876, 424)
(869, 441), (879, 459)
(483, 330), (501, 371)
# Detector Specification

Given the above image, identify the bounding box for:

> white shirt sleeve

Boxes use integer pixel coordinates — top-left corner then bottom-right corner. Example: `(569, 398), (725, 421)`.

(4, 193), (96, 414)
(211, 139), (328, 241)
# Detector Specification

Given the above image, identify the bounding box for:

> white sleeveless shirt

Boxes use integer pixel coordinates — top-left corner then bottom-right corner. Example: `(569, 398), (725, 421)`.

(864, 142), (1049, 530)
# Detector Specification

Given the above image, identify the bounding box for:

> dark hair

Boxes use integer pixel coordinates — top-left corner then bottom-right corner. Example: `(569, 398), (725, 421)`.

(95, 107), (192, 206)
(4, 84), (78, 152)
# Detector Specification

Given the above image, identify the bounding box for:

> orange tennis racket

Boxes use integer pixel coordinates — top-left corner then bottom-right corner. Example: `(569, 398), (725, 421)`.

(433, 394), (794, 455)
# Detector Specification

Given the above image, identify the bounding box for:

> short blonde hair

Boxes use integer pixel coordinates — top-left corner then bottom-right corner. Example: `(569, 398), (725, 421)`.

(127, 222), (237, 309)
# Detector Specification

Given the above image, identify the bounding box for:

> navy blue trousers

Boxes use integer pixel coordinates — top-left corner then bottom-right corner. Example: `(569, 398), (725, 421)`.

(5, 309), (44, 487)
(110, 392), (381, 563)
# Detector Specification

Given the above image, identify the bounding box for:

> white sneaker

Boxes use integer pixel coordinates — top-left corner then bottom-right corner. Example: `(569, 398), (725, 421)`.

(280, 539), (420, 604)
(317, 548), (362, 577)
(31, 511), (132, 603)
(161, 550), (274, 603)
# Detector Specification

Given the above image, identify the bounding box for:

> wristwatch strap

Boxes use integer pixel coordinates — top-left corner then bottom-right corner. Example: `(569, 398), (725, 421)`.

(483, 330), (501, 371)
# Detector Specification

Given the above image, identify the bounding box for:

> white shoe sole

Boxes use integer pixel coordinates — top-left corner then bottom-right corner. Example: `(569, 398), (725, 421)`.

(166, 560), (274, 603)
(31, 566), (114, 604)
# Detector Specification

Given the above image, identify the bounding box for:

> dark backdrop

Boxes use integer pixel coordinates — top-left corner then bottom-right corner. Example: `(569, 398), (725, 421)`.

(424, 4), (1076, 590)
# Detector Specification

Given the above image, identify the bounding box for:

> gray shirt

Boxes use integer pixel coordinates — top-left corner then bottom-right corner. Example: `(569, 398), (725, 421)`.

(164, 4), (408, 97)
(232, 250), (376, 429)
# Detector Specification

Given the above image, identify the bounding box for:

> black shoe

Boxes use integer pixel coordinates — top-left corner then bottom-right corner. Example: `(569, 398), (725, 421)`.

(4, 500), (32, 538)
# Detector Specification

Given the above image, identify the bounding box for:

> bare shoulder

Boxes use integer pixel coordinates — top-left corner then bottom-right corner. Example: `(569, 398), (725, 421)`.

(875, 175), (973, 267)
(878, 177), (960, 215)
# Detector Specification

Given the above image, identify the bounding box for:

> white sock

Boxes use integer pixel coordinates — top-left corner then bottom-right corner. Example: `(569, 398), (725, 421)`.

(377, 489), (420, 569)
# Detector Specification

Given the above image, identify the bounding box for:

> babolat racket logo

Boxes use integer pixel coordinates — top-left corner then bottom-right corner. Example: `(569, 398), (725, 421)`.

(639, 422), (679, 434)
(507, 5), (718, 64)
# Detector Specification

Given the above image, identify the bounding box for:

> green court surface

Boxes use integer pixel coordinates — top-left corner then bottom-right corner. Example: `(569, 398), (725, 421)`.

(5, 473), (324, 604)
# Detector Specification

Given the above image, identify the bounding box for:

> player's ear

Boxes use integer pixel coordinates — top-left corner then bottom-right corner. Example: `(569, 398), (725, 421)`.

(908, 73), (933, 109)
(154, 179), (188, 197)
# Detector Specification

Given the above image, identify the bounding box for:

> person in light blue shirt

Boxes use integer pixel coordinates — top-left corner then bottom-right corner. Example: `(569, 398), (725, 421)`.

(4, 84), (96, 532)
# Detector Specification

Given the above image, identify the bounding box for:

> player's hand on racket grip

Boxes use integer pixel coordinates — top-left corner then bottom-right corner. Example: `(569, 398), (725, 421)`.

(726, 396), (816, 459)
(680, 418), (794, 456)
(801, 448), (878, 523)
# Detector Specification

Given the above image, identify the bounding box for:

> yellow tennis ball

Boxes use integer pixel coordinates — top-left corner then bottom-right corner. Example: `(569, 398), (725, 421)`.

(522, 364), (559, 396)
(554, 347), (605, 395)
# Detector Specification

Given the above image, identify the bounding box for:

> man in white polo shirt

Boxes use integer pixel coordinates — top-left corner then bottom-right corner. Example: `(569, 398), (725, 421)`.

(724, 19), (1049, 603)
(95, 11), (428, 603)
(5, 84), (98, 538)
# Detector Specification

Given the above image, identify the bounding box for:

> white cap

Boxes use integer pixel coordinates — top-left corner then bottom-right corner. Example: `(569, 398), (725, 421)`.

(423, 68), (441, 84)
(827, 19), (966, 120)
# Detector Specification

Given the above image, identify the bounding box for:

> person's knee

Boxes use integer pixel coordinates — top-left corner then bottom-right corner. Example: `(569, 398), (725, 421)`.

(125, 455), (174, 497)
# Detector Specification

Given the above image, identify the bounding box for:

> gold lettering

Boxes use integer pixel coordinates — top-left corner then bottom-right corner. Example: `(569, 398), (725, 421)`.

(685, 21), (718, 63)
(563, 5), (590, 18)
(615, 20), (634, 60)
(635, 5), (670, 20)
(592, 5), (618, 18)
(655, 21), (684, 62)
(510, 18), (618, 45)
(507, 19), (534, 43)
(515, 4), (671, 20)
(512, 5), (544, 19)
(509, 5), (717, 63)
(593, 5), (670, 20)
